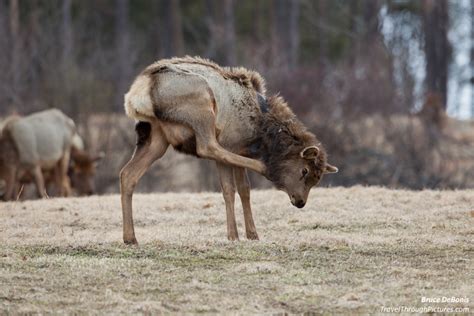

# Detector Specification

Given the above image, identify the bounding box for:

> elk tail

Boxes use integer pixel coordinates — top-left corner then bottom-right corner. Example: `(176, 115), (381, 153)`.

(124, 75), (155, 122)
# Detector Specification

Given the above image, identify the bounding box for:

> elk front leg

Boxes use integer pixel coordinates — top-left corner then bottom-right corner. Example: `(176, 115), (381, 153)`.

(234, 167), (258, 240)
(58, 151), (72, 197)
(32, 166), (47, 198)
(217, 162), (239, 241)
(120, 122), (169, 245)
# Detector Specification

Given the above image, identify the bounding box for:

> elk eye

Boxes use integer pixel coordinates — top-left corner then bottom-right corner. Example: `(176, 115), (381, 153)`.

(301, 168), (309, 177)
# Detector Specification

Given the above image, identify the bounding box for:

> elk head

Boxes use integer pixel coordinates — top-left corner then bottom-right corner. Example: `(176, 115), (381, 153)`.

(270, 145), (338, 208)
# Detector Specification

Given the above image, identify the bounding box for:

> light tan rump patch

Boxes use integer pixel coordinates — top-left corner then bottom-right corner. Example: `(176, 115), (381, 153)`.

(124, 75), (154, 121)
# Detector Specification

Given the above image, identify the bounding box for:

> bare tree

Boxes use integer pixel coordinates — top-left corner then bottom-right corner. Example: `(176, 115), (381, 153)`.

(318, 0), (328, 66)
(363, 0), (381, 45)
(348, 0), (360, 63)
(288, 0), (300, 68)
(205, 0), (236, 66)
(471, 0), (474, 118)
(161, 0), (184, 57)
(271, 0), (301, 69)
(204, 0), (217, 58)
(9, 0), (21, 107)
(252, 0), (265, 44)
(115, 0), (132, 112)
(422, 0), (450, 110)
(61, 0), (73, 65)
(223, 0), (236, 66)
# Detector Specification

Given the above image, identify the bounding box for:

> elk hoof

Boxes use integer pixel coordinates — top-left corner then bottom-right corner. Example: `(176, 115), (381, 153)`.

(124, 237), (138, 245)
(246, 232), (259, 240)
(227, 234), (239, 241)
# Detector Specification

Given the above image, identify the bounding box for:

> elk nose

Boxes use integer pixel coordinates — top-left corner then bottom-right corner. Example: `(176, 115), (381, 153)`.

(295, 200), (306, 208)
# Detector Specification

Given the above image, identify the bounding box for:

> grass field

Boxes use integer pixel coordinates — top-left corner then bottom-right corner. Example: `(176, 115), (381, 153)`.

(0, 187), (473, 314)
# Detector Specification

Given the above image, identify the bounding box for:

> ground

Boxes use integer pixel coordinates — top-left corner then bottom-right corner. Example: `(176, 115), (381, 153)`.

(0, 187), (473, 314)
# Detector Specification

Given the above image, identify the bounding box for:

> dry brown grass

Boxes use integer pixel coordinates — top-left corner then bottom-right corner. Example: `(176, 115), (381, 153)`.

(0, 187), (473, 314)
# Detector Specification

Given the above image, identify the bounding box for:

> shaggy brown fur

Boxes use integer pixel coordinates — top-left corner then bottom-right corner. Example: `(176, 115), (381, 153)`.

(145, 56), (266, 94)
(250, 95), (327, 187)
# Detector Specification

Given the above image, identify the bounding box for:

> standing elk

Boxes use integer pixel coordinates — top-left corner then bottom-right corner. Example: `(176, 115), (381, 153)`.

(120, 56), (338, 244)
(0, 109), (99, 200)
(14, 147), (104, 198)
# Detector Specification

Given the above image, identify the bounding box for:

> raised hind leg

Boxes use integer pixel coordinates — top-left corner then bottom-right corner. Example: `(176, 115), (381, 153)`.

(217, 162), (239, 241)
(150, 71), (267, 176)
(234, 167), (258, 240)
(120, 122), (169, 245)
(194, 116), (266, 175)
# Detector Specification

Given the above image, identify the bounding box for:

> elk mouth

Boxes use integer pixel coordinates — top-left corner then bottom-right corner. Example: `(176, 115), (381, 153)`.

(290, 195), (306, 208)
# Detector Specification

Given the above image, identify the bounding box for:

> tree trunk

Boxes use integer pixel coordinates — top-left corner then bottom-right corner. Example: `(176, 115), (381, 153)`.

(288, 0), (300, 68)
(223, 0), (236, 66)
(61, 0), (73, 65)
(170, 0), (184, 56)
(9, 0), (21, 107)
(115, 0), (131, 111)
(422, 0), (450, 110)
(252, 0), (265, 43)
(363, 0), (380, 45)
(161, 0), (184, 57)
(271, 0), (285, 67)
(471, 0), (474, 117)
(318, 0), (327, 66)
(271, 0), (300, 69)
(205, 0), (236, 65)
(204, 0), (217, 58)
(349, 0), (360, 63)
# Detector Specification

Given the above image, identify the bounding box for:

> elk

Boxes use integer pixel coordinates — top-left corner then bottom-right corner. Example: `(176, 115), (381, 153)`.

(68, 147), (104, 196)
(120, 56), (338, 244)
(14, 147), (104, 198)
(0, 109), (86, 200)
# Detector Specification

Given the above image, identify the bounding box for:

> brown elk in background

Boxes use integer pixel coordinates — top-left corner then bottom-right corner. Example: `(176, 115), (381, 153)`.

(0, 110), (75, 200)
(0, 109), (103, 200)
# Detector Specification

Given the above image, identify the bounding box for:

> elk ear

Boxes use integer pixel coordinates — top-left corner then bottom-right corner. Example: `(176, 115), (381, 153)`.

(92, 152), (105, 163)
(300, 146), (320, 160)
(324, 163), (338, 174)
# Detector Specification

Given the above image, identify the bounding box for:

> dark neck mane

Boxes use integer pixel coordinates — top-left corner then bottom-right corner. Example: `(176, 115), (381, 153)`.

(249, 95), (327, 181)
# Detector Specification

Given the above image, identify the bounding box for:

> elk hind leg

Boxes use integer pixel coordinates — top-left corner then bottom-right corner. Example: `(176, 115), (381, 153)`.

(120, 122), (169, 245)
(154, 85), (266, 175)
(190, 110), (265, 175)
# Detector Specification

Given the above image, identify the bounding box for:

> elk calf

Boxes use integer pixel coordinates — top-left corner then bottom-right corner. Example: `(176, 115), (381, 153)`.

(121, 56), (337, 244)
